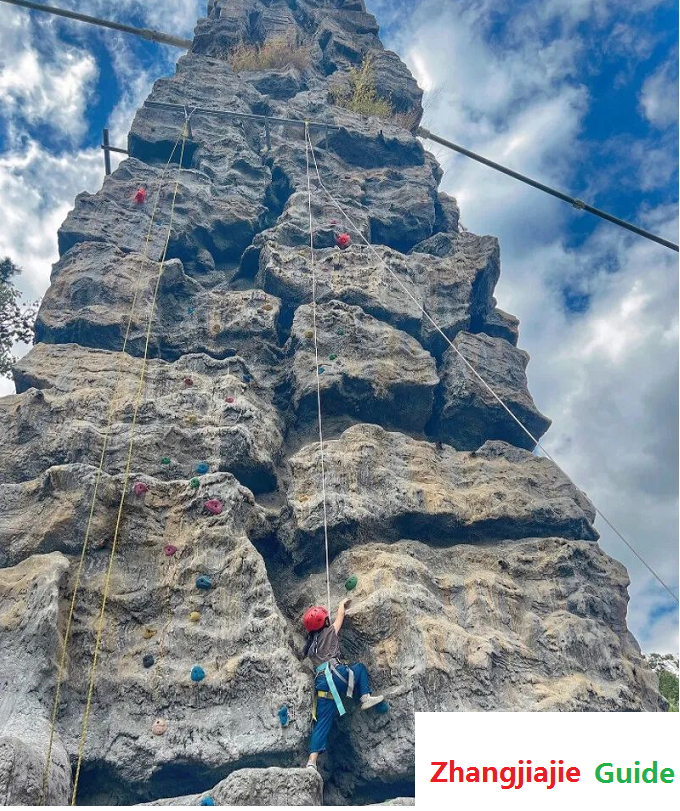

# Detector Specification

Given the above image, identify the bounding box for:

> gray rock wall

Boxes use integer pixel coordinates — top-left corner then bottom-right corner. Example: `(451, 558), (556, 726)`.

(0, 0), (662, 806)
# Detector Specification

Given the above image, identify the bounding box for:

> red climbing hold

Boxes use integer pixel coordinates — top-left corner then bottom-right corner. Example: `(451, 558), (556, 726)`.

(164, 544), (178, 557)
(184, 377), (194, 387)
(336, 233), (351, 249)
(134, 187), (147, 205)
(225, 396), (235, 404)
(204, 499), (223, 515)
(132, 482), (149, 496)
(302, 605), (329, 632)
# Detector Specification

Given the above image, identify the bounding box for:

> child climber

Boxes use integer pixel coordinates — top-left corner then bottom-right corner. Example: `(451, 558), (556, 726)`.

(302, 599), (384, 770)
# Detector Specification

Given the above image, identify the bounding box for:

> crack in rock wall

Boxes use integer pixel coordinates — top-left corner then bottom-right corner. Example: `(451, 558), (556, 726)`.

(0, 0), (663, 806)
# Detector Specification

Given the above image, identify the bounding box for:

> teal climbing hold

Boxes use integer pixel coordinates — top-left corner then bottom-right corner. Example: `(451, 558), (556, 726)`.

(196, 575), (212, 590)
(189, 477), (200, 489)
(337, 329), (344, 336)
(345, 575), (358, 591)
(375, 700), (389, 714)
(318, 366), (325, 374)
(278, 705), (289, 727)
(329, 354), (337, 361)
(199, 798), (214, 806)
(195, 462), (209, 475)
(191, 665), (205, 682)
(161, 457), (171, 465)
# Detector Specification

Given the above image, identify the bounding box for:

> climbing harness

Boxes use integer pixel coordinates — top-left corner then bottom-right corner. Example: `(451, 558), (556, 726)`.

(303, 127), (678, 605)
(39, 122), (193, 808)
(312, 662), (355, 719)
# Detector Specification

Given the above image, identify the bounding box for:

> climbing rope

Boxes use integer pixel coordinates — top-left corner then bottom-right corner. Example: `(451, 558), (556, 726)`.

(304, 123), (332, 614)
(69, 121), (191, 805)
(303, 128), (678, 605)
(39, 125), (190, 805)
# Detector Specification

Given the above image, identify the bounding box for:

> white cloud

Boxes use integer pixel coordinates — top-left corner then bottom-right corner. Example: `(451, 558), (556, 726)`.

(369, 0), (678, 653)
(639, 55), (679, 128)
(0, 8), (98, 141)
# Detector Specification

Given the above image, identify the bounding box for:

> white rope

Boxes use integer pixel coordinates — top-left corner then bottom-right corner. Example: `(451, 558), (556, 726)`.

(303, 128), (678, 605)
(304, 123), (332, 613)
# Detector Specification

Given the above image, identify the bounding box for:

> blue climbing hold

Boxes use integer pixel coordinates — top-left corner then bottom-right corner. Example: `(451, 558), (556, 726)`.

(242, 373), (252, 384)
(375, 700), (389, 714)
(142, 654), (155, 669)
(191, 665), (205, 682)
(278, 705), (289, 727)
(199, 798), (214, 806)
(196, 575), (212, 590)
(195, 462), (210, 475)
(318, 366), (325, 374)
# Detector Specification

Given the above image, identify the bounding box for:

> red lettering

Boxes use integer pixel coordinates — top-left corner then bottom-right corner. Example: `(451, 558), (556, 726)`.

(430, 762), (447, 783)
(566, 767), (580, 783)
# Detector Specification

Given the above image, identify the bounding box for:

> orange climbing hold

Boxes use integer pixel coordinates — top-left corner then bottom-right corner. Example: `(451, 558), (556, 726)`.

(134, 187), (147, 205)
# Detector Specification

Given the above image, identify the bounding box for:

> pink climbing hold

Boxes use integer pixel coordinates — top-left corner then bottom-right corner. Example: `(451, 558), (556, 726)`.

(164, 544), (178, 557)
(204, 499), (223, 515)
(184, 377), (194, 387)
(225, 396), (235, 404)
(132, 482), (149, 496)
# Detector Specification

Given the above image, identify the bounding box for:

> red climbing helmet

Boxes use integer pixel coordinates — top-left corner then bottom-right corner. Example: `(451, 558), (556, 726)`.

(336, 233), (351, 249)
(302, 606), (329, 632)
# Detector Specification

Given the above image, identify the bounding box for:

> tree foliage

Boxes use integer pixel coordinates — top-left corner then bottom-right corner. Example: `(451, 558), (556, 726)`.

(0, 257), (38, 378)
(658, 669), (679, 712)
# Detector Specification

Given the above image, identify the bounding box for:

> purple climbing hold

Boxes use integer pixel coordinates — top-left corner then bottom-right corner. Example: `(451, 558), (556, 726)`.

(204, 499), (223, 515)
(132, 482), (149, 496)
(164, 544), (178, 557)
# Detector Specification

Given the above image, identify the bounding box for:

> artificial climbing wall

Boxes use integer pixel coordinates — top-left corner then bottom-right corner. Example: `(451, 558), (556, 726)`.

(0, 0), (663, 806)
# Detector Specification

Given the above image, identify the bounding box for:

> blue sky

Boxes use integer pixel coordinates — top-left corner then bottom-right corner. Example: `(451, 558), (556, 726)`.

(0, 0), (677, 653)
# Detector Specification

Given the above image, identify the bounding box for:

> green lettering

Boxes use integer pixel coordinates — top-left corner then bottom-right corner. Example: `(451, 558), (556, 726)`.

(642, 762), (658, 783)
(595, 763), (613, 783)
(660, 768), (674, 784)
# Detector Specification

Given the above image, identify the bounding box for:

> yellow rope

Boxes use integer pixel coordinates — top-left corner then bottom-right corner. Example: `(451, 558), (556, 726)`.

(39, 129), (186, 805)
(70, 125), (189, 805)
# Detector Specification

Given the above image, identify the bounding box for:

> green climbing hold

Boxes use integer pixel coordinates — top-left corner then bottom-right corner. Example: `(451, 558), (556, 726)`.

(345, 575), (358, 591)
(337, 329), (344, 336)
(161, 457), (171, 465)
(329, 354), (337, 361)
(189, 477), (200, 489)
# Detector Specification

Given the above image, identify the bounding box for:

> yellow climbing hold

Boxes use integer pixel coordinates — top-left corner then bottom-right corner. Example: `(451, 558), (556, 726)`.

(186, 414), (198, 426)
(189, 611), (201, 622)
(142, 627), (157, 639)
(305, 330), (314, 340)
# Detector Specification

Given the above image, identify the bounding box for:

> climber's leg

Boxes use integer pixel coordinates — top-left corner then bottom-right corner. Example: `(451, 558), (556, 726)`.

(349, 663), (370, 697)
(349, 663), (385, 710)
(309, 697), (337, 754)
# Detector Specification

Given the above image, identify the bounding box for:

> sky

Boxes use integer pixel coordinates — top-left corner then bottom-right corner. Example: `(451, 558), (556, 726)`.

(0, 0), (677, 654)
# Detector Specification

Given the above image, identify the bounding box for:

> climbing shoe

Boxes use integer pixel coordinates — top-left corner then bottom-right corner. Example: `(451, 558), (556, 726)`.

(306, 761), (318, 771)
(360, 694), (384, 710)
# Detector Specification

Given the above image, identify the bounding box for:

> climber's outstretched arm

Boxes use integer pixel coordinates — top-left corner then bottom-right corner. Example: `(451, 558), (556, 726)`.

(333, 598), (351, 633)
